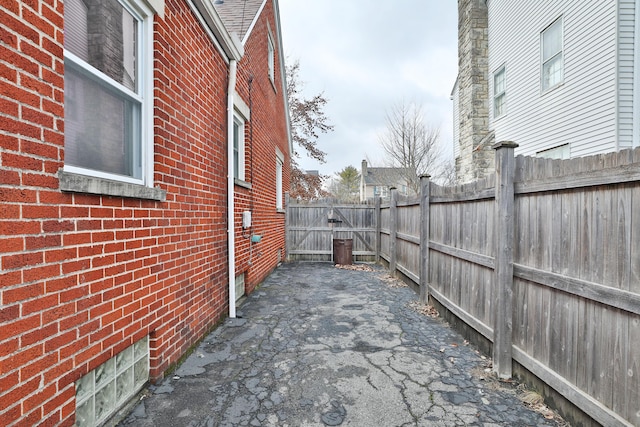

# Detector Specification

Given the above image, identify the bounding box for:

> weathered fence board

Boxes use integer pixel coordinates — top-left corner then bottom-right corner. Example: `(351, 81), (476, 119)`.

(285, 146), (640, 426)
(286, 200), (377, 262)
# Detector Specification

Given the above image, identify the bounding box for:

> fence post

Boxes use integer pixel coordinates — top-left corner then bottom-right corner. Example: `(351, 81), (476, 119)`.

(375, 197), (381, 263)
(389, 187), (398, 276)
(492, 141), (518, 379)
(419, 175), (431, 304)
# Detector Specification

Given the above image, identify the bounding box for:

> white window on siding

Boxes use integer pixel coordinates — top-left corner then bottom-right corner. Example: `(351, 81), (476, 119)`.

(275, 149), (284, 210)
(537, 143), (570, 159)
(268, 32), (275, 83)
(541, 17), (563, 91)
(493, 67), (506, 118)
(63, 0), (153, 185)
(75, 337), (149, 427)
(373, 186), (389, 198)
(233, 115), (245, 181)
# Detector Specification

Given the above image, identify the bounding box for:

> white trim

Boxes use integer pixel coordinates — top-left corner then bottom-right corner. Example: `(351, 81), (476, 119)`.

(233, 92), (251, 120)
(276, 148), (284, 210)
(63, 0), (154, 188)
(267, 27), (275, 83)
(241, 0), (267, 45)
(190, 0), (244, 61)
(540, 16), (564, 93)
(233, 114), (246, 181)
(634, 0), (640, 147)
(493, 65), (506, 119)
(227, 60), (238, 319)
(272, 0), (293, 156)
(143, 0), (165, 18)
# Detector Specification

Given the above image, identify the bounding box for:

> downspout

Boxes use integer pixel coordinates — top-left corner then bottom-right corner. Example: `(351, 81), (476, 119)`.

(634, 0), (640, 147)
(227, 59), (237, 318)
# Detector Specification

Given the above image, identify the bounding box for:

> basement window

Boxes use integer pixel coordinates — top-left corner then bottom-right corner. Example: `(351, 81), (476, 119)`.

(75, 337), (149, 427)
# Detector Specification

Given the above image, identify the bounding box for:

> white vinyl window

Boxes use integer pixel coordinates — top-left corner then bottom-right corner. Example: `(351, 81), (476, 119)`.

(373, 186), (389, 198)
(268, 32), (275, 83)
(75, 337), (149, 427)
(493, 67), (506, 118)
(541, 18), (563, 91)
(537, 143), (570, 159)
(63, 0), (153, 185)
(275, 150), (283, 209)
(233, 115), (245, 181)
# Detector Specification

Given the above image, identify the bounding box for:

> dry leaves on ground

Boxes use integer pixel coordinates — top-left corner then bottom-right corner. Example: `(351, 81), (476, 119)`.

(334, 264), (375, 272)
(377, 273), (408, 288)
(470, 364), (569, 426)
(407, 300), (439, 318)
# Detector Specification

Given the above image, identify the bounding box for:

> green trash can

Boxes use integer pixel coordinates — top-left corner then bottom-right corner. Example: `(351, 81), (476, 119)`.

(333, 238), (353, 265)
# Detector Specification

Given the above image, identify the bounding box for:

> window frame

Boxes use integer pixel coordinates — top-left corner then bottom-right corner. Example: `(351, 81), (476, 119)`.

(62, 0), (157, 191)
(267, 30), (275, 83)
(493, 66), (506, 119)
(233, 114), (245, 181)
(275, 148), (284, 210)
(541, 17), (564, 92)
(537, 143), (570, 159)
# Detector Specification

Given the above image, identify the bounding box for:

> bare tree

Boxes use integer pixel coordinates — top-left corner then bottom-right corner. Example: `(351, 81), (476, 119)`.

(286, 60), (334, 200)
(377, 101), (442, 194)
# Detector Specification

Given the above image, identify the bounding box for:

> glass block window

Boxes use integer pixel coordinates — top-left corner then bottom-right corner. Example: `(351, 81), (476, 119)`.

(76, 337), (149, 427)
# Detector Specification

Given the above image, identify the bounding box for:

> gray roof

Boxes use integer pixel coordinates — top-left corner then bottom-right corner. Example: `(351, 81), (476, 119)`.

(213, 0), (265, 41)
(363, 167), (410, 186)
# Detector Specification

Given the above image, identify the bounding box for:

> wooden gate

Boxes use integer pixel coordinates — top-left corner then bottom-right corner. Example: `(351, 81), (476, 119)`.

(286, 198), (377, 262)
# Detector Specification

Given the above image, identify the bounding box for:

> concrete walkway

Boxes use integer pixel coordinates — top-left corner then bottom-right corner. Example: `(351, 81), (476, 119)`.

(118, 263), (564, 426)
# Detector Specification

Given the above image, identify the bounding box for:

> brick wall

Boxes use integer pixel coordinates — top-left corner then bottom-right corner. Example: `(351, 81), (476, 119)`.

(234, 0), (290, 294)
(0, 0), (289, 425)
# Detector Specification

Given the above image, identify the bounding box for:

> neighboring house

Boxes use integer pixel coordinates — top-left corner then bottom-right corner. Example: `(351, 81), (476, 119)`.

(0, 0), (291, 425)
(453, 0), (640, 182)
(359, 160), (413, 201)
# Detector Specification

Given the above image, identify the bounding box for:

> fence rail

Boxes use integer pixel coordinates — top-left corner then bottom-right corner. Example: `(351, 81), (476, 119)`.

(286, 145), (640, 427)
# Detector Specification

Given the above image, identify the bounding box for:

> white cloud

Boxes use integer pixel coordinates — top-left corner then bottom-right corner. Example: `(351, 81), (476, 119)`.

(280, 0), (459, 175)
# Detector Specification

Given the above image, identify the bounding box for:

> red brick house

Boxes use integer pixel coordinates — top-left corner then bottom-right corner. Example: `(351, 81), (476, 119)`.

(0, 0), (291, 425)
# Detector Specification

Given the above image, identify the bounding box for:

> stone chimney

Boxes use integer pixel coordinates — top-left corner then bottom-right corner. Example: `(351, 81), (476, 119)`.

(455, 0), (494, 183)
(361, 159), (368, 177)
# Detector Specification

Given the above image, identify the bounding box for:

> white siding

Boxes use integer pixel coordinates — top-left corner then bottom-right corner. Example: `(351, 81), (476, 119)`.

(619, 0), (636, 148)
(488, 0), (620, 157)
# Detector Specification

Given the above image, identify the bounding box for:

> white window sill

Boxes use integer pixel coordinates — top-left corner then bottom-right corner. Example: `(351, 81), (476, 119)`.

(234, 179), (252, 190)
(59, 170), (166, 201)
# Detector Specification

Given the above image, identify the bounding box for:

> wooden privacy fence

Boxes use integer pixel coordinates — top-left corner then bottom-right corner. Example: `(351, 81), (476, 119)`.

(285, 197), (377, 262)
(287, 144), (640, 427)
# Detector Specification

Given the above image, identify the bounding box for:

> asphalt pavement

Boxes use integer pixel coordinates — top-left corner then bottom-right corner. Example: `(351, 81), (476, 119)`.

(117, 262), (565, 426)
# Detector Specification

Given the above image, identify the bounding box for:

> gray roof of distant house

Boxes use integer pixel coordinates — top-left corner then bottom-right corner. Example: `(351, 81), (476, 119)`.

(363, 167), (409, 186)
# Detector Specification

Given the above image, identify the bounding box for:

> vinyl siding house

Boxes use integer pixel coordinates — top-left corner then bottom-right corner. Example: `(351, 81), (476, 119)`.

(0, 0), (290, 425)
(453, 0), (640, 181)
(359, 160), (413, 202)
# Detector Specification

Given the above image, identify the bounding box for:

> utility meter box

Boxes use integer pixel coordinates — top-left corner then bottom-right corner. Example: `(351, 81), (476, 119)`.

(242, 211), (252, 229)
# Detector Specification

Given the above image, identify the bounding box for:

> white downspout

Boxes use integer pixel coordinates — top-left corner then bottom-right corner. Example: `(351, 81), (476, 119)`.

(227, 59), (237, 318)
(634, 0), (640, 147)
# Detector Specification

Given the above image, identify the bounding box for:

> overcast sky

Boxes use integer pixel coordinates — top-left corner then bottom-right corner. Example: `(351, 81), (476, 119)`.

(278, 0), (459, 178)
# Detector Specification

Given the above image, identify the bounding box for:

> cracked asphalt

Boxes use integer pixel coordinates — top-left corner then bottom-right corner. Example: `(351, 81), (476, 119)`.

(118, 262), (563, 426)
